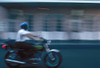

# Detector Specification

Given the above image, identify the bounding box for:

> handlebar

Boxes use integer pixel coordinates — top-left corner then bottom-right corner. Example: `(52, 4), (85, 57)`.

(40, 38), (47, 43)
(40, 37), (51, 44)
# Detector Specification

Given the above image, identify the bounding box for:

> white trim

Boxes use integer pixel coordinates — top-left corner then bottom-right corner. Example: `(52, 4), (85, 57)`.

(0, 1), (100, 4)
(0, 31), (100, 40)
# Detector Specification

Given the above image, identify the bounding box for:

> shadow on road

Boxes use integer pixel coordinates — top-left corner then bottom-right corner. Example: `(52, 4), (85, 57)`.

(20, 66), (44, 68)
(15, 64), (47, 68)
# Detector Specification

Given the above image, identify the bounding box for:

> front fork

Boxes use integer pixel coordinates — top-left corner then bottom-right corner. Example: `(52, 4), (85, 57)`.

(44, 44), (55, 61)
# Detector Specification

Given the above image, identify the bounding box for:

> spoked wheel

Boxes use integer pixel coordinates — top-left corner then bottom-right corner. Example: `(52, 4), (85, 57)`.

(44, 52), (62, 68)
(5, 51), (20, 68)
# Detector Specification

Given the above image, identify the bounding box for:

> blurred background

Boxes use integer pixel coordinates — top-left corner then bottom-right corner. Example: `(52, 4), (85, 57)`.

(0, 1), (100, 40)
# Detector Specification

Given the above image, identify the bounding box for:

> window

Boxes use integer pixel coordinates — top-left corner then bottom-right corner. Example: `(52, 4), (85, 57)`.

(56, 14), (63, 31)
(70, 9), (84, 32)
(25, 14), (34, 31)
(71, 10), (84, 16)
(8, 12), (17, 32)
(43, 14), (63, 31)
(8, 9), (23, 32)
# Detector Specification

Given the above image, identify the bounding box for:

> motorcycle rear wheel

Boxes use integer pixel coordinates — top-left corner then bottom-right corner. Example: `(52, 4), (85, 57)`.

(44, 52), (62, 68)
(5, 51), (20, 68)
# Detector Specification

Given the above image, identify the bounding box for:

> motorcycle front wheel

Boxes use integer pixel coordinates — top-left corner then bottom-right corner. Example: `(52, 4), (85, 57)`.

(5, 51), (20, 68)
(44, 52), (62, 68)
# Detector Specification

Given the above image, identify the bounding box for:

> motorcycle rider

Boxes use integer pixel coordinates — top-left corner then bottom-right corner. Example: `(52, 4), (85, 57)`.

(16, 22), (42, 50)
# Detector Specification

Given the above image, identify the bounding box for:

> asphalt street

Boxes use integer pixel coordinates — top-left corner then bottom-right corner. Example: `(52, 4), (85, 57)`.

(0, 47), (100, 68)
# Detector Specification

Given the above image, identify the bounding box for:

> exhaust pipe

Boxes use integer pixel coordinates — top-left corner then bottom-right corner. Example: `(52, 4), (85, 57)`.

(5, 59), (26, 64)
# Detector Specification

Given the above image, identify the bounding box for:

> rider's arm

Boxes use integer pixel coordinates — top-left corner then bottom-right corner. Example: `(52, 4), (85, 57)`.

(24, 33), (42, 41)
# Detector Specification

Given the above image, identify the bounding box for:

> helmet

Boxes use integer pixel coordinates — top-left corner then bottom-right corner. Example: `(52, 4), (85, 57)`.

(20, 22), (29, 30)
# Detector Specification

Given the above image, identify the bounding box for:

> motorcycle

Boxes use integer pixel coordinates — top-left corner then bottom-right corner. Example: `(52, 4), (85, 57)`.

(1, 39), (62, 68)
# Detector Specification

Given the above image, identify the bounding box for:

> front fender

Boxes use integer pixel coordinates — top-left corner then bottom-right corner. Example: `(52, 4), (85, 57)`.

(50, 49), (60, 53)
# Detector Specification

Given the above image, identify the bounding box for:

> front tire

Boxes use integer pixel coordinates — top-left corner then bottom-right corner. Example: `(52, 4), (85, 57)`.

(5, 51), (20, 68)
(44, 52), (62, 68)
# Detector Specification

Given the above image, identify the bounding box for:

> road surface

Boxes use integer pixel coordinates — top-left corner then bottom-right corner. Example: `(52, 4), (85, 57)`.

(0, 47), (100, 68)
